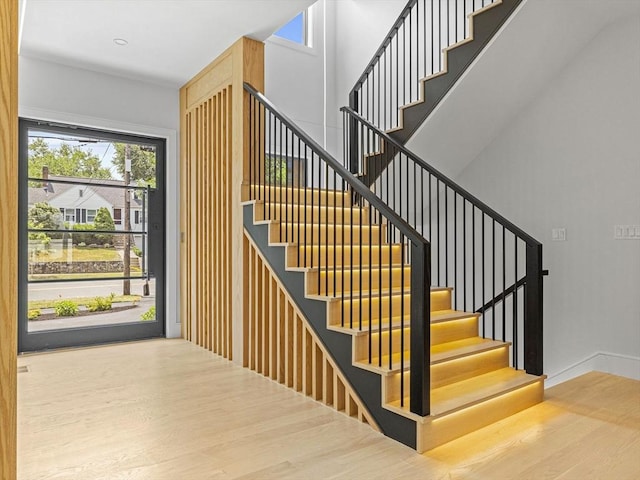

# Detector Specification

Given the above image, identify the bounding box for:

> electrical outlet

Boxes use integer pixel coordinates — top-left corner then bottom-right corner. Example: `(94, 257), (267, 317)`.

(614, 225), (640, 240)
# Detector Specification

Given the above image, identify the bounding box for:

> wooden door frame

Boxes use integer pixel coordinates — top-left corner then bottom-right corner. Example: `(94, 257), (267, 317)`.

(0, 0), (19, 477)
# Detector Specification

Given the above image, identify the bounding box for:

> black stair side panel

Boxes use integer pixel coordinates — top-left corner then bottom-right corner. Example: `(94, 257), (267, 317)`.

(360, 140), (399, 188)
(244, 205), (417, 449)
(389, 0), (523, 146)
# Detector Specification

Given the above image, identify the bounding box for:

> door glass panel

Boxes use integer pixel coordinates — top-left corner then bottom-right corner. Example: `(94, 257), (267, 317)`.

(20, 120), (163, 350)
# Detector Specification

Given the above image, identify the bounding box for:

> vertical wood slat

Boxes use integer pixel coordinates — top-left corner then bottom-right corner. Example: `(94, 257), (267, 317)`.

(244, 232), (378, 430)
(0, 0), (18, 477)
(180, 38), (264, 361)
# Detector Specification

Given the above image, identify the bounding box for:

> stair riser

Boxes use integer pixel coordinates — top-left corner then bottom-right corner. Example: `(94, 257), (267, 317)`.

(250, 186), (351, 207)
(416, 380), (544, 453)
(328, 290), (451, 325)
(353, 316), (481, 364)
(385, 346), (509, 402)
(255, 203), (365, 224)
(383, 346), (510, 402)
(272, 223), (387, 246)
(431, 316), (479, 345)
(306, 266), (411, 296)
(432, 346), (510, 388)
(287, 245), (403, 269)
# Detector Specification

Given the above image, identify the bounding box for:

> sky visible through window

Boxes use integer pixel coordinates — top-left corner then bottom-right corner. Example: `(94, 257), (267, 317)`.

(274, 12), (305, 44)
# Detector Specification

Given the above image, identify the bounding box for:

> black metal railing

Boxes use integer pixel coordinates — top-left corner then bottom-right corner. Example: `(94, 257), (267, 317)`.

(246, 83), (432, 415)
(343, 106), (544, 374)
(349, 0), (498, 137)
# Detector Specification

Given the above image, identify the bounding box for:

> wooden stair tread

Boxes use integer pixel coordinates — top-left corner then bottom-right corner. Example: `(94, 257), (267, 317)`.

(307, 264), (409, 274)
(332, 309), (477, 334)
(430, 309), (480, 323)
(431, 337), (508, 363)
(323, 284), (416, 301)
(387, 368), (542, 418)
(255, 200), (365, 211)
(359, 337), (507, 373)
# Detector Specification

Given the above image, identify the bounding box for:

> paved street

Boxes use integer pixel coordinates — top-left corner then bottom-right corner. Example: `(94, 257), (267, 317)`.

(28, 278), (155, 301)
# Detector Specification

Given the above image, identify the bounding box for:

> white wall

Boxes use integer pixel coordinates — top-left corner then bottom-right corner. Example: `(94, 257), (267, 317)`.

(265, 0), (406, 159)
(265, 0), (340, 157)
(19, 56), (182, 338)
(456, 16), (640, 382)
(332, 0), (405, 145)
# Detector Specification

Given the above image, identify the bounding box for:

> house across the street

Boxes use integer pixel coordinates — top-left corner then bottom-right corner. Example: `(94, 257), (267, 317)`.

(28, 166), (145, 236)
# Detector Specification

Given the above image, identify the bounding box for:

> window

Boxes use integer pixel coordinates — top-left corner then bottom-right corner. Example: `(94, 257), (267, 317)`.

(78, 189), (83, 198)
(87, 209), (96, 223)
(273, 11), (308, 46)
(64, 208), (75, 223)
(134, 210), (140, 225)
(113, 208), (122, 225)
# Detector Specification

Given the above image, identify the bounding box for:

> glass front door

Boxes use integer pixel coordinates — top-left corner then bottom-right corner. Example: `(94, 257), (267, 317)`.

(18, 119), (165, 352)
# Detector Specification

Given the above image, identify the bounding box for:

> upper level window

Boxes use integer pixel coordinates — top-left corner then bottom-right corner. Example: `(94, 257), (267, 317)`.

(273, 11), (308, 46)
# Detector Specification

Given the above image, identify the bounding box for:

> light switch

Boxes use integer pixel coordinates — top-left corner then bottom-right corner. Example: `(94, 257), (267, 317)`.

(552, 228), (566, 241)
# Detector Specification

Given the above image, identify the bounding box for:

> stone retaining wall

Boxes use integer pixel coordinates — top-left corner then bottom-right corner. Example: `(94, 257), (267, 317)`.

(29, 261), (124, 275)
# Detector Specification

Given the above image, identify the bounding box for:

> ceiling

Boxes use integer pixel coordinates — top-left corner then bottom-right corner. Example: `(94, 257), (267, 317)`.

(19, 0), (316, 88)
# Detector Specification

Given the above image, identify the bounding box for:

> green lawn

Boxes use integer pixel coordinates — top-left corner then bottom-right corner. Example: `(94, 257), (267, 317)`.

(28, 294), (142, 310)
(30, 247), (122, 262)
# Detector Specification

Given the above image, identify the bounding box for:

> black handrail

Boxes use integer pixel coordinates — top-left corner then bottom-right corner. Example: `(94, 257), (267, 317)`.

(343, 105), (544, 375)
(342, 106), (541, 247)
(246, 84), (426, 247)
(348, 0), (505, 138)
(476, 276), (526, 315)
(350, 0), (417, 93)
(245, 82), (432, 416)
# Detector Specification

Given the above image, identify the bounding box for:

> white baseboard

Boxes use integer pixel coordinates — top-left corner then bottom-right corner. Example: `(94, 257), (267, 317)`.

(545, 352), (640, 388)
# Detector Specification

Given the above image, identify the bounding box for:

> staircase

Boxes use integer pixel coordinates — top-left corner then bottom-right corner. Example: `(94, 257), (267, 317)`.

(244, 178), (544, 452)
(240, 0), (545, 453)
(350, 0), (524, 185)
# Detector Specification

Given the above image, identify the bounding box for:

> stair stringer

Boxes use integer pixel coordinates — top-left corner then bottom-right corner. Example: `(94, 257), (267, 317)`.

(360, 0), (524, 188)
(390, 0), (525, 144)
(243, 203), (419, 449)
(243, 230), (380, 428)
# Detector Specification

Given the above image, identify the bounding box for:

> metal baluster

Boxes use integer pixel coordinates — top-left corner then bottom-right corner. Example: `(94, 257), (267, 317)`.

(454, 193), (457, 308)
(445, 186), (448, 287)
(463, 198), (467, 311)
(400, 233), (406, 407)
(514, 236), (518, 367)
(437, 179), (440, 285)
(472, 204), (476, 313)
(502, 225), (506, 342)
(492, 218), (496, 340)
(482, 213), (485, 337)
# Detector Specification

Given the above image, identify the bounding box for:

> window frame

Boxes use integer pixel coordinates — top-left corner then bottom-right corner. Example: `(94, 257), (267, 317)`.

(270, 8), (313, 50)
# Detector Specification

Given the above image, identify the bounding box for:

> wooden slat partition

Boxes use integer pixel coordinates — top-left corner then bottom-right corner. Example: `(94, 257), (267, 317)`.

(180, 38), (264, 359)
(244, 233), (379, 429)
(0, 0), (18, 476)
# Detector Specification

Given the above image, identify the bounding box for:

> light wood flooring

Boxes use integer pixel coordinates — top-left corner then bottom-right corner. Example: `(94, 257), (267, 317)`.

(18, 339), (640, 479)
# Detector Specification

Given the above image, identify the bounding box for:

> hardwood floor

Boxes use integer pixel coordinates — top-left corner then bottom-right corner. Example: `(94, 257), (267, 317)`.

(18, 339), (640, 479)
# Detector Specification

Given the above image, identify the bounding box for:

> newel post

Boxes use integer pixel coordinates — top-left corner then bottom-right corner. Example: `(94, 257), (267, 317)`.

(410, 240), (431, 416)
(524, 243), (543, 375)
